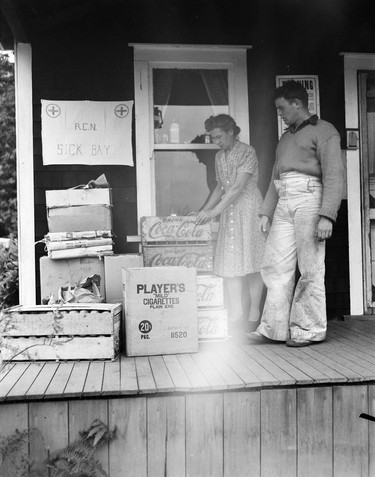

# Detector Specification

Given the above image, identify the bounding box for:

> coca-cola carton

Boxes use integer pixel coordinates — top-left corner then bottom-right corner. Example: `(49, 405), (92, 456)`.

(122, 266), (198, 356)
(143, 244), (213, 272)
(197, 275), (224, 308)
(198, 309), (228, 341)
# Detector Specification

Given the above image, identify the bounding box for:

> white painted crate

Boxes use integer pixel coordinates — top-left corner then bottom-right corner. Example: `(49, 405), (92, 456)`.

(198, 308), (228, 341)
(197, 274), (224, 308)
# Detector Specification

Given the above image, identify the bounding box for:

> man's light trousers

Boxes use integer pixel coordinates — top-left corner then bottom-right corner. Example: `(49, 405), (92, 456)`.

(257, 172), (327, 342)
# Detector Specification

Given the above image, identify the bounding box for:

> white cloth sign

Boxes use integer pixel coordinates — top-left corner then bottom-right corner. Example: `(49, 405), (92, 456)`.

(41, 100), (134, 166)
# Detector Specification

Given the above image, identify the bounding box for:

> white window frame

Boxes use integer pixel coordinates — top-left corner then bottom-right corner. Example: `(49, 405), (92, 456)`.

(130, 43), (251, 226)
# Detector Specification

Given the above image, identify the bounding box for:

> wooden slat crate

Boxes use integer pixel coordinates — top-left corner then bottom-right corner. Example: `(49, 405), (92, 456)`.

(198, 309), (228, 341)
(143, 244), (214, 272)
(141, 216), (212, 243)
(0, 303), (121, 361)
(197, 274), (224, 308)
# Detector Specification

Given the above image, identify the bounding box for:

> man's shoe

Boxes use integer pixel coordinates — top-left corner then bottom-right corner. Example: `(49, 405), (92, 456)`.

(286, 338), (319, 347)
(247, 331), (272, 344)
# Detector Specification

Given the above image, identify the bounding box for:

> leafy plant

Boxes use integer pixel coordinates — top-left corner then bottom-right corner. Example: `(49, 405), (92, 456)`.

(47, 419), (116, 477)
(0, 236), (18, 309)
(0, 53), (16, 237)
(0, 428), (39, 477)
(0, 53), (18, 313)
(0, 420), (116, 477)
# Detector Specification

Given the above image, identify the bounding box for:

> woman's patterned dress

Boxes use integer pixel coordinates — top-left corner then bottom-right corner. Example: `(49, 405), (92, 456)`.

(214, 140), (266, 277)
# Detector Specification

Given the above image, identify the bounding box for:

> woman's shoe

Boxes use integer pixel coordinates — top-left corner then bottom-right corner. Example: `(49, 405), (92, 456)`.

(246, 320), (260, 333)
(228, 319), (245, 338)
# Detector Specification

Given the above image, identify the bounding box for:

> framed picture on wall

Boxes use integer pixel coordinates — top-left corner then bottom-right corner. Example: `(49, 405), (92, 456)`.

(276, 75), (320, 138)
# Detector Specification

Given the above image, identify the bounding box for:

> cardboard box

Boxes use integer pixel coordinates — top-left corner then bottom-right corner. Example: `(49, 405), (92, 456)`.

(0, 303), (121, 361)
(141, 216), (212, 243)
(143, 244), (214, 272)
(104, 254), (144, 303)
(197, 274), (224, 308)
(46, 188), (112, 232)
(123, 267), (198, 356)
(40, 256), (105, 302)
(198, 309), (228, 341)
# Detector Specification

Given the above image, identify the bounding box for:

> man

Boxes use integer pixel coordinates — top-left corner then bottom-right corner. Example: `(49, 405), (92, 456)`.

(248, 80), (344, 347)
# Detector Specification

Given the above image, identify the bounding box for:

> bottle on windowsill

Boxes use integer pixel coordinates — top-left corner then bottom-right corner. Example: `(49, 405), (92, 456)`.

(169, 119), (180, 144)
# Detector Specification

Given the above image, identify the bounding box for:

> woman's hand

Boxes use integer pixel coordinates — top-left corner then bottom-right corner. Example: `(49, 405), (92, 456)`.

(196, 210), (213, 225)
(259, 216), (270, 235)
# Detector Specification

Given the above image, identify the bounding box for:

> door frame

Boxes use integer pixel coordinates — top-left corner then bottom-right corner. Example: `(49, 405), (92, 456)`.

(342, 52), (375, 315)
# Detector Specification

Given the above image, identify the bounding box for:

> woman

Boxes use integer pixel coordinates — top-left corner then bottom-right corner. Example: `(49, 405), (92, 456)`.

(196, 114), (266, 334)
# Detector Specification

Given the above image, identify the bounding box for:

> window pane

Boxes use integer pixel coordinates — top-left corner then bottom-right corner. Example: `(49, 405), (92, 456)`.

(153, 68), (229, 144)
(155, 150), (216, 216)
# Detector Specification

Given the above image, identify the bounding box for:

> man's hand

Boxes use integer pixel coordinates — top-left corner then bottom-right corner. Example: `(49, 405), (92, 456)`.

(259, 216), (270, 235)
(315, 217), (333, 242)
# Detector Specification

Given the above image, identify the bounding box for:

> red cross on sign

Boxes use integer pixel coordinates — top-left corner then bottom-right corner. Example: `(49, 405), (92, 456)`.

(46, 103), (61, 118)
(114, 104), (129, 118)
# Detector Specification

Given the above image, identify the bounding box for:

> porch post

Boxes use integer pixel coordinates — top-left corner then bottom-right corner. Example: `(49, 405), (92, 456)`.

(14, 42), (35, 305)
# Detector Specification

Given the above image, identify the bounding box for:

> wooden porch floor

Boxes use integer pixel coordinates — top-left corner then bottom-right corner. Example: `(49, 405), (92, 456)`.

(1, 317), (375, 402)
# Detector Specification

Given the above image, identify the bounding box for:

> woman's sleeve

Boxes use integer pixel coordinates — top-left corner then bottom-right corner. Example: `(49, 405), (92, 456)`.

(237, 145), (257, 174)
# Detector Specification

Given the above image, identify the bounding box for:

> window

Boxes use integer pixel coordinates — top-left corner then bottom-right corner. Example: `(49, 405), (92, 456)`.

(131, 43), (251, 223)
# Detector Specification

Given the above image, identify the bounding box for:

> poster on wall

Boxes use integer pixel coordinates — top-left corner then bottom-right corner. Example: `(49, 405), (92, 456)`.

(275, 75), (320, 138)
(41, 100), (134, 166)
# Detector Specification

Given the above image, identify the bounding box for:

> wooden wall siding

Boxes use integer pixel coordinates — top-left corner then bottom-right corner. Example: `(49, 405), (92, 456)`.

(30, 32), (137, 302)
(325, 202), (350, 319)
(0, 384), (373, 477)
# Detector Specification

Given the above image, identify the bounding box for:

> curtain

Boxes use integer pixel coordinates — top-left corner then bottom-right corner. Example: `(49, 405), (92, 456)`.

(153, 69), (175, 105)
(199, 69), (228, 108)
(153, 68), (228, 107)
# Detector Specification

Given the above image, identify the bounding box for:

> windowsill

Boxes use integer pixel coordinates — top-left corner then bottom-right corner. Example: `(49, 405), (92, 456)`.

(154, 143), (219, 150)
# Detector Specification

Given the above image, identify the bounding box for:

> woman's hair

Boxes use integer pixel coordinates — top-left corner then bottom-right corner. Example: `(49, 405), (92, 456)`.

(204, 114), (241, 137)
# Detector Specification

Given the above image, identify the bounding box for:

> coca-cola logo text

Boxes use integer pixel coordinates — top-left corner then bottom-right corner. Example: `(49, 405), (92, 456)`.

(198, 316), (226, 336)
(146, 219), (207, 240)
(148, 252), (212, 270)
(197, 283), (216, 303)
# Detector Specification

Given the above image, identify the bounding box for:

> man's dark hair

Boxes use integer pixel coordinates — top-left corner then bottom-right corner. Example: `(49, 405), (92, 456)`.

(274, 80), (309, 108)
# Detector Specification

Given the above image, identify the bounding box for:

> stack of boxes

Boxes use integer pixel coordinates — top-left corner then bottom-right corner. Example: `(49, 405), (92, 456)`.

(141, 216), (228, 341)
(40, 186), (114, 302)
(141, 215), (213, 271)
(45, 188), (114, 259)
(197, 274), (228, 341)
